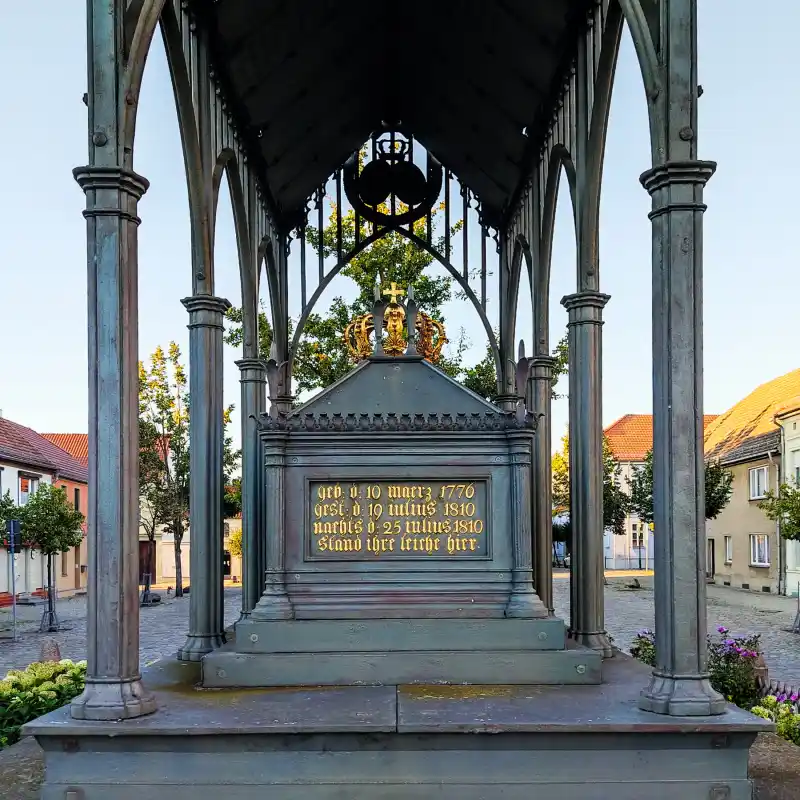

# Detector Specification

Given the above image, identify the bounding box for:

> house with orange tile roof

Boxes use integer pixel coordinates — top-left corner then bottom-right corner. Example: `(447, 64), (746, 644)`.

(703, 369), (800, 596)
(0, 416), (89, 603)
(603, 414), (719, 570)
(41, 433), (88, 466)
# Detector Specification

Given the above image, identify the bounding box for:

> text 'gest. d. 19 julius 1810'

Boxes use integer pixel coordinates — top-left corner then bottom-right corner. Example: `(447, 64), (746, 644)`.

(308, 480), (489, 559)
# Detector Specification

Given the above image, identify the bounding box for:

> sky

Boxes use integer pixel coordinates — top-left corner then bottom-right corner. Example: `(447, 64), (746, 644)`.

(1, 2), (798, 456)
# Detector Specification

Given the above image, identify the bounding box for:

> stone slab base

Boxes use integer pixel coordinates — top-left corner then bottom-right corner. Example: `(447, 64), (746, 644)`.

(235, 617), (567, 653)
(201, 645), (601, 687)
(25, 657), (770, 800)
(34, 730), (755, 799)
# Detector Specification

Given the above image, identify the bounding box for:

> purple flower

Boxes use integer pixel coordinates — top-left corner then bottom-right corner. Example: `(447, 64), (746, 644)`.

(717, 626), (729, 635)
(778, 694), (788, 703)
(791, 694), (799, 703)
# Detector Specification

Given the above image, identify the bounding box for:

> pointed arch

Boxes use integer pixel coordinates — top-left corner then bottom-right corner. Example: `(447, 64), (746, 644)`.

(288, 226), (501, 378)
(615, 0), (666, 162)
(213, 150), (258, 357)
(159, 0), (213, 294)
(121, 0), (170, 162)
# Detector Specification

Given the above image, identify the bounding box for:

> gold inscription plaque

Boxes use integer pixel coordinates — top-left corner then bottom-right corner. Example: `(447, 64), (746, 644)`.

(308, 480), (489, 559)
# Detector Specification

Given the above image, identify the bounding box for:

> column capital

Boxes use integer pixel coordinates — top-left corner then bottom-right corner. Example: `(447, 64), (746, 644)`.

(530, 355), (557, 380)
(561, 291), (610, 324)
(639, 159), (717, 195)
(73, 165), (149, 199)
(181, 295), (232, 329)
(235, 358), (267, 382)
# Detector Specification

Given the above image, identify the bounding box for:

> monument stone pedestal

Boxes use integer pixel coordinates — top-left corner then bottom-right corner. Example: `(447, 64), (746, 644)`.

(25, 356), (769, 798)
(203, 355), (599, 688)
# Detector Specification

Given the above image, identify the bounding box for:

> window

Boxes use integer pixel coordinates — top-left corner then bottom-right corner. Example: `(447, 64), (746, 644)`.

(724, 535), (733, 563)
(61, 551), (69, 577)
(749, 466), (768, 500)
(18, 475), (39, 505)
(750, 534), (770, 567)
(74, 487), (80, 510)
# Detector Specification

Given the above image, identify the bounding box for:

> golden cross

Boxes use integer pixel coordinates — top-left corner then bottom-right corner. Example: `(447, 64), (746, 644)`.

(382, 282), (405, 304)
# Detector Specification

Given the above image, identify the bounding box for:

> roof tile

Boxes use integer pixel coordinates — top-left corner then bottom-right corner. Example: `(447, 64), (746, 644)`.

(604, 414), (719, 462)
(0, 419), (88, 484)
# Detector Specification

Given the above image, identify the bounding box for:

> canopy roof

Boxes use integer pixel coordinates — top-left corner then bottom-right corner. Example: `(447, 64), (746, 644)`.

(199, 0), (593, 228)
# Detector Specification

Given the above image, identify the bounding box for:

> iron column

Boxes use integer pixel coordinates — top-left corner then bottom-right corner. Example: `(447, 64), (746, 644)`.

(638, 160), (725, 716)
(561, 291), (613, 657)
(531, 355), (556, 614)
(71, 166), (156, 720)
(178, 294), (231, 661)
(235, 357), (267, 618)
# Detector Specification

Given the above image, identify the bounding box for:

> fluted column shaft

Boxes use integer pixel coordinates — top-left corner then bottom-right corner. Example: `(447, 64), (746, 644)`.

(235, 358), (267, 618)
(178, 295), (231, 661)
(531, 356), (556, 615)
(70, 166), (156, 721)
(638, 160), (725, 716)
(251, 433), (293, 619)
(561, 291), (612, 657)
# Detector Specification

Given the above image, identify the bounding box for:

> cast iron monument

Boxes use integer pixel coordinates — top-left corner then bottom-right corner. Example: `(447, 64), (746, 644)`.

(205, 288), (601, 687)
(25, 1), (770, 797)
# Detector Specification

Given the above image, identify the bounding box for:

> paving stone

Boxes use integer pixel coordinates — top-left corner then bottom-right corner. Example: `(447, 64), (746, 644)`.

(0, 589), (243, 676)
(553, 579), (800, 686)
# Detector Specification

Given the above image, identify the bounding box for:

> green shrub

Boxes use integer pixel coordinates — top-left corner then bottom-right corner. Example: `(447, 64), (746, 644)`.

(630, 625), (762, 710)
(752, 695), (800, 745)
(0, 659), (86, 748)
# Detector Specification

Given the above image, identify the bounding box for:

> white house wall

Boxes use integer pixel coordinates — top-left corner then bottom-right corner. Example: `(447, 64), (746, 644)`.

(0, 461), (52, 595)
(779, 412), (800, 595)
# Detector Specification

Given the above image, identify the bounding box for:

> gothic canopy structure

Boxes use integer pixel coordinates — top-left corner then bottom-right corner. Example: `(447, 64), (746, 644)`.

(206, 0), (596, 229)
(62, 0), (728, 744)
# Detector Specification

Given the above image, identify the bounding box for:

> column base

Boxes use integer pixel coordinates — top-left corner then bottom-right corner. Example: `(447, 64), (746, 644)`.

(250, 589), (294, 621)
(70, 677), (157, 721)
(639, 671), (727, 716)
(177, 633), (226, 662)
(505, 588), (549, 619)
(568, 629), (614, 658)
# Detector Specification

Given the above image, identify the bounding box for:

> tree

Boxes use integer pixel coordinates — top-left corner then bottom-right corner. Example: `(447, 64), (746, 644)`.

(19, 483), (84, 631)
(0, 492), (17, 534)
(139, 343), (240, 597)
(627, 449), (734, 525)
(760, 482), (800, 541)
(551, 432), (630, 541)
(226, 199), (462, 394)
(228, 527), (242, 559)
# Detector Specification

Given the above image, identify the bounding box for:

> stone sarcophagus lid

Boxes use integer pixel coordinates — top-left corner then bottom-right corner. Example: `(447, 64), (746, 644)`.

(203, 355), (601, 687)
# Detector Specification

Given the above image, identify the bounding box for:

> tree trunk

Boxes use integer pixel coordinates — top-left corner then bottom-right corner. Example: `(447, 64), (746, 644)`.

(174, 519), (184, 598)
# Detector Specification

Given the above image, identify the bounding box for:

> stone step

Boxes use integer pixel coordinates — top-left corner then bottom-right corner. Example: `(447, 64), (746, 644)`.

(201, 646), (602, 688)
(235, 617), (567, 654)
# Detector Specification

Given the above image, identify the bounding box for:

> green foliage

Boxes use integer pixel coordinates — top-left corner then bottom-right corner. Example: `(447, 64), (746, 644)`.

(551, 433), (629, 537)
(752, 695), (800, 746)
(630, 626), (763, 711)
(760, 482), (800, 541)
(627, 450), (733, 525)
(629, 629), (656, 666)
(139, 343), (240, 594)
(0, 659), (86, 749)
(0, 492), (17, 538)
(225, 192), (571, 400)
(224, 479), (242, 519)
(227, 527), (242, 559)
(550, 332), (569, 399)
(19, 484), (84, 556)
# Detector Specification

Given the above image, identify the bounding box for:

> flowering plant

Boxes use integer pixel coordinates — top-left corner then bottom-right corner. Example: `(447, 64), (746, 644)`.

(751, 695), (800, 745)
(630, 625), (762, 710)
(0, 659), (86, 749)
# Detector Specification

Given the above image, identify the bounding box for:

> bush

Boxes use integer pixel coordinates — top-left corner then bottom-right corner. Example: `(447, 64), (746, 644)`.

(0, 659), (86, 748)
(630, 625), (762, 710)
(752, 695), (800, 745)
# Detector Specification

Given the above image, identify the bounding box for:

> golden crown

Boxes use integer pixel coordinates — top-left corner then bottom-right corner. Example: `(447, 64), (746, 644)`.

(342, 282), (448, 364)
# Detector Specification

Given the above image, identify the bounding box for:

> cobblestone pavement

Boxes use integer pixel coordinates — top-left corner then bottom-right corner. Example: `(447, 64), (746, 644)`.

(0, 588), (243, 675)
(2, 582), (799, 687)
(554, 578), (800, 686)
